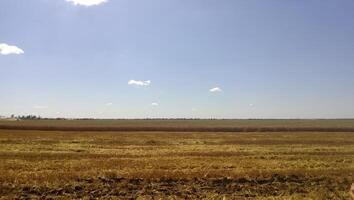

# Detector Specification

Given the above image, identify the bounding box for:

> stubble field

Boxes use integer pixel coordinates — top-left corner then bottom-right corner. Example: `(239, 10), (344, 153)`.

(0, 120), (353, 199)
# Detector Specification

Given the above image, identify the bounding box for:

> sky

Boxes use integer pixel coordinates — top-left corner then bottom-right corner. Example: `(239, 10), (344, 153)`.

(1, 0), (354, 119)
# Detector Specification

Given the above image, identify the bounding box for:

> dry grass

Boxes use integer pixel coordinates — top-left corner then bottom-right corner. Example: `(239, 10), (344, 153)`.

(0, 120), (353, 199)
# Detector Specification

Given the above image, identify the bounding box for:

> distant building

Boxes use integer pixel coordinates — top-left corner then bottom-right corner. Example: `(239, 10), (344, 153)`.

(0, 115), (18, 121)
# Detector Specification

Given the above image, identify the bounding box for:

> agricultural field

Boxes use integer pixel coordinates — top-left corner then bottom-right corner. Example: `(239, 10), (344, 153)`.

(2, 119), (354, 129)
(0, 120), (354, 199)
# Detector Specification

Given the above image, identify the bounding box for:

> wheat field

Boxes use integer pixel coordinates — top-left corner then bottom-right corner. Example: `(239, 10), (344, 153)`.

(0, 120), (353, 199)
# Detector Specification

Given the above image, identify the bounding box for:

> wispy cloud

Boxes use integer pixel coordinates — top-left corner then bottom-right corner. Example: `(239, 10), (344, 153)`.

(151, 102), (159, 106)
(128, 80), (151, 86)
(105, 102), (113, 106)
(0, 43), (24, 55)
(209, 87), (222, 92)
(33, 105), (48, 109)
(66, 0), (107, 6)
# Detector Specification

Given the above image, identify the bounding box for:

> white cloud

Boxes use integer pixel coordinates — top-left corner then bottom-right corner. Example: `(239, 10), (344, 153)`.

(0, 43), (24, 55)
(66, 0), (107, 6)
(249, 103), (254, 107)
(34, 105), (48, 109)
(151, 102), (159, 106)
(128, 80), (151, 86)
(209, 87), (222, 92)
(105, 102), (113, 106)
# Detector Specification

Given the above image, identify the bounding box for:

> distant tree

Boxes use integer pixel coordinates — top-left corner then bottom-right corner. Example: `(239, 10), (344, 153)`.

(18, 114), (41, 120)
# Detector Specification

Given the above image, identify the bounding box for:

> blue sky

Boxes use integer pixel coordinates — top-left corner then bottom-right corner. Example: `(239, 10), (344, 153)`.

(1, 0), (354, 118)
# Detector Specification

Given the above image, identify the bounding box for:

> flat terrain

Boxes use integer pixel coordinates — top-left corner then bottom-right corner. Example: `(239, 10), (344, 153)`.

(2, 119), (354, 128)
(1, 119), (354, 132)
(0, 120), (354, 199)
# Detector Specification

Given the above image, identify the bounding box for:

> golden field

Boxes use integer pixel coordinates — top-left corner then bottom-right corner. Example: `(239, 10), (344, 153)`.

(0, 120), (353, 199)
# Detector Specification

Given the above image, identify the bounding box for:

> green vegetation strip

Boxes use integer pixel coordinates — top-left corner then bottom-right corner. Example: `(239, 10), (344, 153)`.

(1, 124), (354, 132)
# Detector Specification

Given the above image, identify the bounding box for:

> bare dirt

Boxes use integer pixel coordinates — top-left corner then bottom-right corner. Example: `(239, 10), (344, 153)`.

(1, 174), (352, 199)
